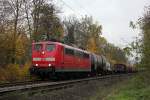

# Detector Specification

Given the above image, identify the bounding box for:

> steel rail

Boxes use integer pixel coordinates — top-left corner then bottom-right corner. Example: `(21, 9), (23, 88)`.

(0, 73), (133, 95)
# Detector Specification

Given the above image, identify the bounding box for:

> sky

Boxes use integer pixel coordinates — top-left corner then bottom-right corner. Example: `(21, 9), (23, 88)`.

(54, 0), (150, 48)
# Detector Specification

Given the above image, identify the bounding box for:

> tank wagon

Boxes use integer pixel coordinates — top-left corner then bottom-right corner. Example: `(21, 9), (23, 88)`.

(30, 41), (113, 79)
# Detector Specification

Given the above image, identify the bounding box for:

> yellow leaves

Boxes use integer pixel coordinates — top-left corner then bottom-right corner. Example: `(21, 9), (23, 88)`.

(15, 34), (28, 60)
(20, 62), (31, 80)
(87, 37), (99, 54)
(5, 64), (22, 81)
(0, 68), (7, 82)
(110, 60), (117, 65)
(0, 64), (21, 82)
(0, 26), (29, 64)
(0, 62), (31, 83)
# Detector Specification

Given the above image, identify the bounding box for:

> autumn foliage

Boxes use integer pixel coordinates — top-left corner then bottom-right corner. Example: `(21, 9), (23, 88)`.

(0, 0), (128, 83)
(0, 62), (31, 83)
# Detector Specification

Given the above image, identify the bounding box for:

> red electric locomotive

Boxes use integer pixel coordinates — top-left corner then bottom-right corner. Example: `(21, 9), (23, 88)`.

(30, 41), (91, 79)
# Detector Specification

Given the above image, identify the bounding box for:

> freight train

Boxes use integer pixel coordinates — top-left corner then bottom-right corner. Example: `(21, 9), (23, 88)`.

(30, 41), (135, 79)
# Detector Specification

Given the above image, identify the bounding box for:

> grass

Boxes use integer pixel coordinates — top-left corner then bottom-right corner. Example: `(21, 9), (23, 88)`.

(89, 70), (150, 100)
(105, 70), (150, 100)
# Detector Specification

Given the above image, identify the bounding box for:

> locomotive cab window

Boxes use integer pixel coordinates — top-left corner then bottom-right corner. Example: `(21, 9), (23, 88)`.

(46, 44), (55, 51)
(34, 44), (42, 51)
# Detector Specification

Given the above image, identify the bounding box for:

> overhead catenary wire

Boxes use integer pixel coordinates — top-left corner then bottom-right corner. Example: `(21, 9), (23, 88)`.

(70, 0), (92, 16)
(58, 0), (100, 24)
(58, 0), (83, 16)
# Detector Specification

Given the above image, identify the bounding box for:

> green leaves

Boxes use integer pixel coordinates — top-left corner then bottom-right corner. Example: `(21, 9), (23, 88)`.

(123, 47), (133, 57)
(138, 6), (150, 68)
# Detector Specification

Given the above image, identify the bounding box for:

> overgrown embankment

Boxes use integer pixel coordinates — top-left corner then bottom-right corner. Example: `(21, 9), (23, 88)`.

(0, 62), (31, 83)
(104, 70), (150, 100)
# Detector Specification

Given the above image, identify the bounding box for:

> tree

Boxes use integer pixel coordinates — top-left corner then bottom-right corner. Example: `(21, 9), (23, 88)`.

(22, 0), (32, 40)
(31, 1), (63, 41)
(63, 16), (79, 45)
(0, 0), (31, 65)
(64, 16), (102, 51)
(0, 0), (25, 64)
(139, 6), (150, 68)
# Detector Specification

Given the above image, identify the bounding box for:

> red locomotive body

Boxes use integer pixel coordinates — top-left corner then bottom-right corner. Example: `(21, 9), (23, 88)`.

(30, 41), (91, 78)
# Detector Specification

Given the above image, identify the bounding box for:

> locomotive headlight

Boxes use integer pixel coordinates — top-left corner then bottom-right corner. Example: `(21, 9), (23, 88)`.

(45, 57), (55, 61)
(33, 58), (41, 61)
(42, 51), (45, 54)
(35, 64), (38, 66)
(48, 64), (51, 67)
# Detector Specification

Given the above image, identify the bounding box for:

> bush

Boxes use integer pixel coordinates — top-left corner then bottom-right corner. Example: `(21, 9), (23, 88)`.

(0, 62), (31, 83)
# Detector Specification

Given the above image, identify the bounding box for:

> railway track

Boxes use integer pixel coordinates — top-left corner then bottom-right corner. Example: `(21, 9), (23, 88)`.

(0, 79), (46, 88)
(0, 73), (134, 96)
